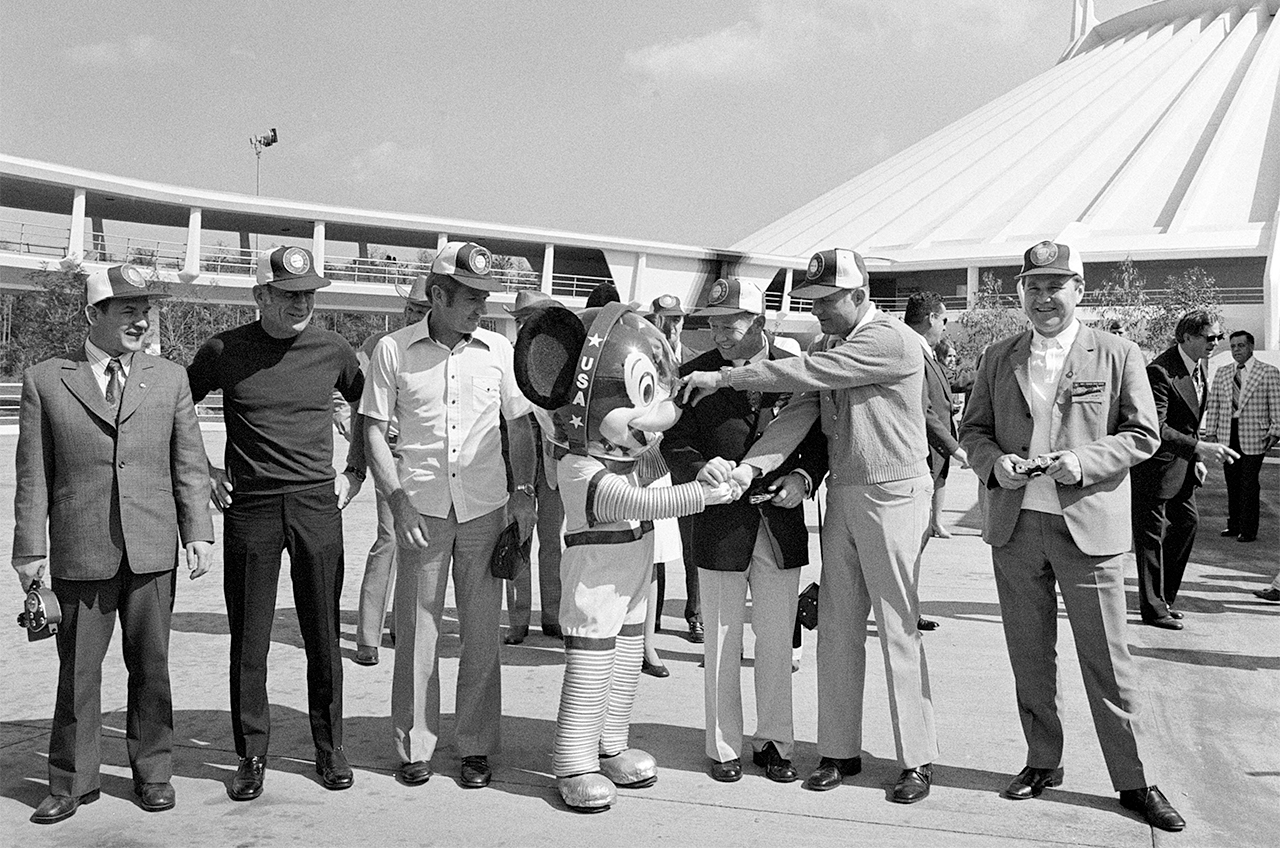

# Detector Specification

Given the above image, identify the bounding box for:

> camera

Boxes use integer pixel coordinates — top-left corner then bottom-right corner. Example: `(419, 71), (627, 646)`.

(16, 581), (60, 642)
(1013, 456), (1053, 478)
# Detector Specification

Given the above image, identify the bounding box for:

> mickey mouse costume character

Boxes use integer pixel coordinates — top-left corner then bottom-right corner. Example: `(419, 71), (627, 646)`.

(515, 301), (738, 812)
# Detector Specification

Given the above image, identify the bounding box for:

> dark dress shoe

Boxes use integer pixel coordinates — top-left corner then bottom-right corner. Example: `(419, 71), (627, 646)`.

(803, 756), (862, 791)
(1254, 587), (1280, 602)
(460, 755), (492, 788)
(397, 760), (433, 785)
(1145, 615), (1183, 630)
(917, 617), (940, 631)
(642, 658), (670, 678)
(1119, 785), (1185, 832)
(1003, 766), (1064, 800)
(1220, 528), (1238, 537)
(503, 626), (528, 645)
(1238, 534), (1257, 543)
(316, 747), (354, 790)
(353, 646), (379, 666)
(229, 756), (266, 801)
(541, 621), (564, 639)
(688, 620), (705, 644)
(1167, 608), (1184, 619)
(752, 741), (798, 783)
(135, 781), (176, 812)
(891, 764), (932, 804)
(31, 789), (99, 824)
(708, 758), (742, 783)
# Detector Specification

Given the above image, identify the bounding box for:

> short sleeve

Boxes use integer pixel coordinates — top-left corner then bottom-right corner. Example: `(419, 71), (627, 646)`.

(498, 336), (533, 420)
(359, 335), (399, 422)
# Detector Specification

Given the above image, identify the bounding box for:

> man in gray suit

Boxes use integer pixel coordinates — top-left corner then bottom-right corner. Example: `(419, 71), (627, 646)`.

(12, 264), (215, 824)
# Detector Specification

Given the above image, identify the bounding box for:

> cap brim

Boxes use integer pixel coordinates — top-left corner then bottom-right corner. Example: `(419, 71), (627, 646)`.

(448, 273), (505, 292)
(95, 290), (172, 306)
(693, 305), (756, 317)
(1015, 267), (1078, 279)
(788, 282), (846, 300)
(651, 308), (686, 317)
(268, 274), (330, 291)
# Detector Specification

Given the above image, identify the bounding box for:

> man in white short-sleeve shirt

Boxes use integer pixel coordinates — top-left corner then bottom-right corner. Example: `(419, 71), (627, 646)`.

(362, 241), (536, 790)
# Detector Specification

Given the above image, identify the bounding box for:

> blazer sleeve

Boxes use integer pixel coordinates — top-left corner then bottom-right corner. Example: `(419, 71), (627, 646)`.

(923, 368), (959, 457)
(958, 349), (1003, 489)
(1149, 361), (1198, 460)
(1072, 342), (1160, 487)
(12, 371), (52, 560)
(170, 370), (215, 545)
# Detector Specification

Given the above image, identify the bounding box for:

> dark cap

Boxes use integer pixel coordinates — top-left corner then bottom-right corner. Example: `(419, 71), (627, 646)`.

(256, 246), (330, 291)
(1016, 241), (1084, 279)
(649, 294), (686, 317)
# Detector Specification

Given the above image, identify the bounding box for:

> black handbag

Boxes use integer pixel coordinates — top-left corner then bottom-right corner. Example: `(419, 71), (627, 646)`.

(796, 582), (819, 631)
(489, 522), (527, 580)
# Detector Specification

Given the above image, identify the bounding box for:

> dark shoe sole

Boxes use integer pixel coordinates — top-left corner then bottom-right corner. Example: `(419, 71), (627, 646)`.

(352, 654), (379, 666)
(613, 775), (657, 789)
(31, 789), (99, 824)
(1004, 775), (1062, 800)
(227, 784), (263, 802)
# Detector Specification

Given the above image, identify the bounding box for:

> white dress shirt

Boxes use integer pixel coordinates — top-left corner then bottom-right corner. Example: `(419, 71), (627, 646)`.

(84, 339), (133, 396)
(1022, 319), (1081, 515)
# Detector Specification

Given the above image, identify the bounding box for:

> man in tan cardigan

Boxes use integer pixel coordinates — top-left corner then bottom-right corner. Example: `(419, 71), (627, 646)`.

(682, 248), (937, 804)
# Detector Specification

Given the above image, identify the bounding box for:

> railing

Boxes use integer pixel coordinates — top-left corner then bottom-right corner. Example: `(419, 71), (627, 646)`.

(83, 233), (186, 269)
(0, 218), (71, 257)
(199, 244), (257, 276)
(550, 273), (612, 299)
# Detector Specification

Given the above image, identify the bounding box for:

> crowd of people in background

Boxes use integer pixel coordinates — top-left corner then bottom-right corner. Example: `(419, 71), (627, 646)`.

(18, 234), (1280, 831)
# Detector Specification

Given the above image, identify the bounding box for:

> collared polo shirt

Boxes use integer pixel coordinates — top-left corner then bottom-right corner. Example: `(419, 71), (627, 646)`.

(360, 314), (532, 522)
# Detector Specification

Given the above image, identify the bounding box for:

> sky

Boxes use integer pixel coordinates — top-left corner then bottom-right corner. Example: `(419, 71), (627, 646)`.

(0, 0), (1150, 248)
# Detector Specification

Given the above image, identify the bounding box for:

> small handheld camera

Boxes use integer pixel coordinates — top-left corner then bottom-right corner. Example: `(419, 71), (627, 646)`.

(748, 492), (773, 505)
(16, 581), (60, 642)
(1013, 456), (1053, 478)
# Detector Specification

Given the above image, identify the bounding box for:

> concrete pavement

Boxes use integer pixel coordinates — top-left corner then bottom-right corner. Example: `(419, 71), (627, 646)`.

(1, 428), (1276, 847)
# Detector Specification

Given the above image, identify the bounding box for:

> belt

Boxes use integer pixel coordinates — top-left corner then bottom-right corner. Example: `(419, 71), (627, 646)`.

(564, 521), (654, 548)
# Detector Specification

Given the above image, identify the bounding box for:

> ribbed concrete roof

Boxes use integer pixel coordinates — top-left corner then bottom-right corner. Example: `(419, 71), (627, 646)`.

(734, 0), (1280, 270)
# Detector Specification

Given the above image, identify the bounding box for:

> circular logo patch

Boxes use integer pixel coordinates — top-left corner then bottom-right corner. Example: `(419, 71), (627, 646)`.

(807, 253), (825, 280)
(658, 294), (678, 309)
(283, 247), (310, 274)
(708, 279), (729, 305)
(467, 247), (491, 275)
(122, 266), (146, 288)
(1030, 241), (1059, 267)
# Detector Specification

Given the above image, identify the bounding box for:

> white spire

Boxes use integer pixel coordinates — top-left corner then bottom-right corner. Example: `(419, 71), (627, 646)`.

(1071, 0), (1097, 42)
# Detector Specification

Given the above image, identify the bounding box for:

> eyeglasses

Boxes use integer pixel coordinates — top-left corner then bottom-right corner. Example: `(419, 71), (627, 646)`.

(1201, 333), (1225, 344)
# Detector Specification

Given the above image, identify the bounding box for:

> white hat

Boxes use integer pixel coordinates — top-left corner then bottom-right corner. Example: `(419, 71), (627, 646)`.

(86, 264), (170, 307)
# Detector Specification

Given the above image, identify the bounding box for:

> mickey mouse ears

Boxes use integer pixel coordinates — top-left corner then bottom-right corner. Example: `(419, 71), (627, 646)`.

(514, 306), (585, 410)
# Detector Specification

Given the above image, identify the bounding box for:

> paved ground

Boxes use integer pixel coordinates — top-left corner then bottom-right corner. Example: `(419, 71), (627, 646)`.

(1, 428), (1276, 847)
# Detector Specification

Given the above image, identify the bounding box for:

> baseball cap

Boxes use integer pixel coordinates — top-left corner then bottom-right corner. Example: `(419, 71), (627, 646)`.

(405, 275), (431, 304)
(504, 289), (564, 318)
(85, 264), (171, 307)
(693, 278), (765, 317)
(1016, 240), (1085, 279)
(432, 241), (502, 292)
(256, 246), (330, 291)
(649, 294), (686, 317)
(790, 248), (868, 299)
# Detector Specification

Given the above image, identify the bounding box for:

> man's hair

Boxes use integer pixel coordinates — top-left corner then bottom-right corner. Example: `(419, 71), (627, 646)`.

(585, 282), (620, 308)
(1231, 330), (1255, 345)
(1174, 310), (1216, 343)
(903, 291), (944, 327)
(428, 273), (467, 306)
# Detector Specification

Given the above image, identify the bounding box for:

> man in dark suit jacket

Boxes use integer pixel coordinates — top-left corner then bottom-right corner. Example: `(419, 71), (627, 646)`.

(1131, 312), (1237, 630)
(12, 265), (214, 824)
(663, 278), (826, 785)
(959, 241), (1184, 832)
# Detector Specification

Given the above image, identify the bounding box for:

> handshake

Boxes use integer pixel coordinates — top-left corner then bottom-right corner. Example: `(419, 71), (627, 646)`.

(695, 457), (809, 509)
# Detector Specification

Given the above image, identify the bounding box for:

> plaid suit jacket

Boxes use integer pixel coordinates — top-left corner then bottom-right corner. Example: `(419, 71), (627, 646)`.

(1203, 358), (1280, 455)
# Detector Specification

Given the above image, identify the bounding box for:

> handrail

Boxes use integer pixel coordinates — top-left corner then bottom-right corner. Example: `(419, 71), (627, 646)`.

(0, 218), (71, 257)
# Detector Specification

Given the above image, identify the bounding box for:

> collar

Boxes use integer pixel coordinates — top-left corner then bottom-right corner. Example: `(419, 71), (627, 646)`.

(731, 338), (770, 368)
(913, 331), (935, 359)
(1031, 318), (1080, 352)
(84, 339), (134, 373)
(842, 302), (880, 341)
(1236, 355), (1254, 373)
(1176, 345), (1201, 379)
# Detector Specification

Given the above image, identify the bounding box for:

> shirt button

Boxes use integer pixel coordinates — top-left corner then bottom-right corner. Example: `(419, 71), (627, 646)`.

(118, 460), (126, 468)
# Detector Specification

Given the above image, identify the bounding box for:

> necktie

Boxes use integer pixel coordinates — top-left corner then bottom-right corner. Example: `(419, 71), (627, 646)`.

(105, 358), (123, 406)
(1232, 363), (1244, 413)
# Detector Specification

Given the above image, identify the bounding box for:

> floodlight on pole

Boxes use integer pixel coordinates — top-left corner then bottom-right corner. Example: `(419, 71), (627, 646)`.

(249, 127), (278, 196)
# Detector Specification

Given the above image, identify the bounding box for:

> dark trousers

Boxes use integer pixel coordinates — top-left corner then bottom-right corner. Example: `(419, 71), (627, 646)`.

(678, 515), (700, 624)
(50, 560), (176, 797)
(1131, 480), (1197, 621)
(1225, 422), (1265, 538)
(223, 484), (345, 758)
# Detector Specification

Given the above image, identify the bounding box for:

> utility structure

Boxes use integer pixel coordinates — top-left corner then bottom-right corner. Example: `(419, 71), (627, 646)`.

(249, 128), (278, 197)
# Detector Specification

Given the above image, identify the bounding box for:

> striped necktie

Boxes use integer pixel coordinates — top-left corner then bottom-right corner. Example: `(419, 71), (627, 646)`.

(1232, 363), (1244, 413)
(105, 358), (123, 407)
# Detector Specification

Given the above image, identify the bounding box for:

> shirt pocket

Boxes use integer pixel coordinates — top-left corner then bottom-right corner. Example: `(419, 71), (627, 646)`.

(472, 376), (501, 414)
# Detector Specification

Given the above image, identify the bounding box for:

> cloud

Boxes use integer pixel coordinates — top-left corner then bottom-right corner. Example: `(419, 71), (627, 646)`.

(67, 34), (180, 68)
(347, 141), (431, 187)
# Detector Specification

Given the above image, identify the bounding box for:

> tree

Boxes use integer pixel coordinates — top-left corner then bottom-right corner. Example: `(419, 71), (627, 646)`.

(952, 271), (1027, 370)
(1, 266), (86, 377)
(1090, 257), (1154, 351)
(1145, 267), (1223, 350)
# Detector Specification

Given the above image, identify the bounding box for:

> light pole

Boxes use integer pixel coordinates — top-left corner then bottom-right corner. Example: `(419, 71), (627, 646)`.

(249, 128), (278, 251)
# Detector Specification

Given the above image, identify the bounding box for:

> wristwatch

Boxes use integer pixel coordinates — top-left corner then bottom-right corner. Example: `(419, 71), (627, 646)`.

(514, 483), (536, 497)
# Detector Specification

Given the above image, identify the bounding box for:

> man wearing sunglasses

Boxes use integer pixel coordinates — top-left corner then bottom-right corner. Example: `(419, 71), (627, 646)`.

(1131, 312), (1238, 631)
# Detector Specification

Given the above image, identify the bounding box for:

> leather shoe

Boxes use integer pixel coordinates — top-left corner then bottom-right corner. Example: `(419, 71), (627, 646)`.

(1119, 785), (1185, 832)
(688, 620), (705, 644)
(891, 764), (932, 804)
(397, 760), (433, 786)
(353, 646), (379, 666)
(803, 756), (862, 791)
(134, 781), (175, 812)
(1254, 587), (1280, 602)
(917, 617), (940, 631)
(316, 747), (354, 790)
(541, 621), (564, 639)
(1145, 615), (1183, 630)
(1220, 528), (1238, 537)
(1168, 608), (1184, 619)
(503, 625), (528, 645)
(708, 758), (742, 783)
(30, 789), (99, 824)
(642, 658), (670, 678)
(460, 755), (491, 789)
(752, 741), (798, 783)
(228, 755), (266, 801)
(1003, 766), (1064, 800)
(1238, 534), (1257, 543)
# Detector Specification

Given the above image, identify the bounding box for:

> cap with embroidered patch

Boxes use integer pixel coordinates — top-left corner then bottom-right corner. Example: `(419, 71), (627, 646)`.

(649, 294), (686, 318)
(1016, 240), (1084, 279)
(256, 246), (329, 291)
(693, 278), (765, 317)
(86, 264), (171, 307)
(790, 248), (868, 299)
(432, 241), (502, 292)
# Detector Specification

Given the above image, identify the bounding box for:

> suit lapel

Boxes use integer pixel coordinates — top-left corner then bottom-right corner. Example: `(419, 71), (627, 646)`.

(1051, 326), (1096, 446)
(117, 355), (154, 425)
(1010, 332), (1034, 412)
(60, 352), (115, 427)
(1166, 349), (1200, 418)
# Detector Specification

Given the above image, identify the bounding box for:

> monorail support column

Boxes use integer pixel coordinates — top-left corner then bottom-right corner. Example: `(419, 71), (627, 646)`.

(68, 188), (86, 261)
(313, 221), (326, 273)
(179, 207), (202, 282)
(781, 268), (795, 312)
(1263, 228), (1280, 350)
(631, 252), (647, 302)
(966, 266), (980, 310)
(541, 243), (555, 294)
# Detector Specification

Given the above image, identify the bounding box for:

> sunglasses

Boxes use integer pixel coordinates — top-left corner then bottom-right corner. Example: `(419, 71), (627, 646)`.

(1201, 333), (1224, 343)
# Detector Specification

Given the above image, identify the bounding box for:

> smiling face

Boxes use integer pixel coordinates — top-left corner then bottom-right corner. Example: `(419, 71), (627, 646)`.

(707, 312), (764, 361)
(255, 284), (315, 338)
(808, 288), (863, 336)
(1018, 273), (1083, 338)
(86, 296), (152, 356)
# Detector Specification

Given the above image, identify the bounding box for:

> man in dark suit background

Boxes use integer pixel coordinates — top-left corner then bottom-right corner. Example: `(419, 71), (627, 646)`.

(12, 264), (215, 824)
(664, 277), (826, 785)
(1131, 311), (1237, 631)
